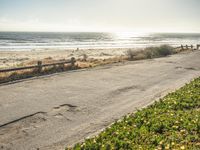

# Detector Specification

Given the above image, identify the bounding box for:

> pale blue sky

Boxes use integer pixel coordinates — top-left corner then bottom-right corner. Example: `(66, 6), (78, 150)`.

(0, 0), (199, 32)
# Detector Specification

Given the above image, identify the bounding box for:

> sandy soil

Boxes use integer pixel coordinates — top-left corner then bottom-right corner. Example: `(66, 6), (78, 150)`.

(0, 50), (199, 150)
(0, 48), (133, 69)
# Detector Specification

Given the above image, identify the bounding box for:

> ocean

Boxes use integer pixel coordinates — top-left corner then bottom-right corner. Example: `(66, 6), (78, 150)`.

(0, 32), (200, 51)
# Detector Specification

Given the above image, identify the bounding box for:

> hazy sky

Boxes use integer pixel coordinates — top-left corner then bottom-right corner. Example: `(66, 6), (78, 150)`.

(0, 0), (199, 32)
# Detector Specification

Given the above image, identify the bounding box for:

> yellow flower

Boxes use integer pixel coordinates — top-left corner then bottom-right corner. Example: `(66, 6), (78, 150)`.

(180, 129), (186, 133)
(159, 141), (163, 145)
(165, 144), (170, 149)
(172, 125), (178, 129)
(180, 146), (185, 149)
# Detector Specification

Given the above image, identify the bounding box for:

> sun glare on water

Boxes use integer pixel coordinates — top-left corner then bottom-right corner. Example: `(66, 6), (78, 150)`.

(114, 31), (148, 39)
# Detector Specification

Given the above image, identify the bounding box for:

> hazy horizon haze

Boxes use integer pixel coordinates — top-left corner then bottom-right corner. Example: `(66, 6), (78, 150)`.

(0, 0), (200, 33)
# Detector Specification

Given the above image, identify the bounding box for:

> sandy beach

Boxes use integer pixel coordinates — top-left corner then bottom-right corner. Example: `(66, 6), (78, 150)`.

(0, 48), (133, 69)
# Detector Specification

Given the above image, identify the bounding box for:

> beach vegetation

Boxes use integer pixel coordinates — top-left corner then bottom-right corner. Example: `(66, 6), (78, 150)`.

(82, 54), (88, 61)
(0, 64), (78, 84)
(126, 45), (174, 60)
(126, 49), (138, 60)
(0, 45), (191, 84)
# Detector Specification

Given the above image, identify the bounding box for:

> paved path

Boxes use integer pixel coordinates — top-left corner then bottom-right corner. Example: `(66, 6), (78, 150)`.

(0, 51), (200, 150)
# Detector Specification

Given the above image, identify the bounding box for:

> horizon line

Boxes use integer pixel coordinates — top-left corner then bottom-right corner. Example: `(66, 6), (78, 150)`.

(0, 30), (200, 34)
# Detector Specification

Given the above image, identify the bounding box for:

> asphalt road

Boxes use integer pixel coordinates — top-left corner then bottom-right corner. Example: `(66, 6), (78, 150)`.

(0, 51), (200, 150)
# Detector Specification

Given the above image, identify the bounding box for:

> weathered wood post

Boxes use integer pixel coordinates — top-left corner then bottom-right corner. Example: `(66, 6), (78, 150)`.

(62, 63), (65, 70)
(37, 61), (42, 73)
(197, 44), (200, 50)
(181, 45), (184, 50)
(58, 63), (64, 71)
(186, 45), (188, 49)
(191, 45), (193, 49)
(71, 57), (76, 67)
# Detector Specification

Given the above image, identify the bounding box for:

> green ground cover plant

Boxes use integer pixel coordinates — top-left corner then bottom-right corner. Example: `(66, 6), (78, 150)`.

(69, 77), (200, 150)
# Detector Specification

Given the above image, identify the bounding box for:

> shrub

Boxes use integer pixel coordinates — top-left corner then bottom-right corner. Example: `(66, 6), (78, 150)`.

(126, 45), (174, 60)
(82, 54), (88, 61)
(134, 52), (146, 60)
(145, 45), (174, 58)
(126, 49), (137, 60)
(157, 45), (174, 56)
(145, 47), (158, 58)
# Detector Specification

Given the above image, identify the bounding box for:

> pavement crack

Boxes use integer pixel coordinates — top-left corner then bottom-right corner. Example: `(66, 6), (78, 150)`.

(112, 85), (145, 95)
(51, 103), (78, 117)
(0, 112), (47, 128)
(175, 66), (183, 69)
(184, 67), (197, 70)
(60, 104), (77, 108)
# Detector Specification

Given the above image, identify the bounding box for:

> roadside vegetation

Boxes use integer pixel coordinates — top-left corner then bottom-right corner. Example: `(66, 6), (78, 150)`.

(69, 77), (200, 150)
(126, 45), (176, 60)
(0, 63), (78, 84)
(0, 45), (193, 84)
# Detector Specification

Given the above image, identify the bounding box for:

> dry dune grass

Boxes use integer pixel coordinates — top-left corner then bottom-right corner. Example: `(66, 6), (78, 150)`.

(126, 45), (176, 60)
(0, 63), (75, 84)
(0, 45), (194, 84)
(0, 56), (126, 83)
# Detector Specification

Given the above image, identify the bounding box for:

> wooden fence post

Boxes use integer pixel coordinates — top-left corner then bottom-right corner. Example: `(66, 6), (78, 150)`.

(61, 63), (65, 70)
(197, 44), (200, 50)
(186, 45), (188, 49)
(71, 57), (76, 67)
(191, 45), (193, 49)
(37, 61), (42, 73)
(181, 45), (184, 50)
